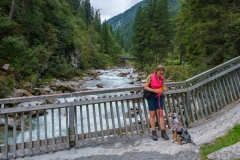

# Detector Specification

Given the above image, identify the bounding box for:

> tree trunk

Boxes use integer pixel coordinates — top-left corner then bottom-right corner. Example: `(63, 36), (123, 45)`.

(9, 0), (16, 21)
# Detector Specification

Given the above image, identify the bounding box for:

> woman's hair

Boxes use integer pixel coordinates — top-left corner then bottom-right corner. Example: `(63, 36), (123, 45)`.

(155, 65), (165, 74)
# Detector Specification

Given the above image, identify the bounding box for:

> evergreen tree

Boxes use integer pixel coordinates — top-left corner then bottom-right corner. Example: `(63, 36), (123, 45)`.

(131, 5), (148, 68)
(131, 0), (173, 68)
(175, 0), (240, 68)
(84, 0), (93, 25)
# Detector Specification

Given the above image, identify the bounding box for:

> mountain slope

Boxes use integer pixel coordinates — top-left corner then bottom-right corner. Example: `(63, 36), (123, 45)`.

(107, 1), (145, 52)
(107, 0), (181, 52)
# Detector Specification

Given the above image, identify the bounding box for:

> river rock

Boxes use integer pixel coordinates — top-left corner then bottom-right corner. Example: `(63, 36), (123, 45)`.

(2, 64), (9, 70)
(10, 89), (33, 97)
(117, 72), (130, 77)
(65, 85), (75, 92)
(96, 83), (103, 88)
(39, 88), (47, 95)
(0, 118), (28, 130)
(21, 82), (32, 91)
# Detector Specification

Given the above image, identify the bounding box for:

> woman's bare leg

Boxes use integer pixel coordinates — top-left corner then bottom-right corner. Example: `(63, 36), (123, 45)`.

(158, 108), (165, 129)
(149, 110), (156, 130)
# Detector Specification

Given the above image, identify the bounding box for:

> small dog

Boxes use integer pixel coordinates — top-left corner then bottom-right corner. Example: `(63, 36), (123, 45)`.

(170, 112), (198, 152)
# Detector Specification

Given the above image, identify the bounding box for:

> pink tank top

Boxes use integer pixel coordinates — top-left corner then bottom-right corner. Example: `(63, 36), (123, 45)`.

(150, 74), (164, 89)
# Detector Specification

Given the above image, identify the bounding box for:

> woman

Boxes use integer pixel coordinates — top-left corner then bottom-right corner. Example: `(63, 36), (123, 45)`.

(144, 65), (169, 140)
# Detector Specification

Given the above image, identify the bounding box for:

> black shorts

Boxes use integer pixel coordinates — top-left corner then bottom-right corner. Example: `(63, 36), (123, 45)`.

(147, 95), (164, 111)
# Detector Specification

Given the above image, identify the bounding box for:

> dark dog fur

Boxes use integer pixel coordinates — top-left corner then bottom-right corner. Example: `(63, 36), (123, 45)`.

(170, 113), (196, 146)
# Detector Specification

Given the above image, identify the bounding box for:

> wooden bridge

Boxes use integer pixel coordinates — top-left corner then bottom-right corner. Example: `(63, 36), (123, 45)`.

(0, 56), (239, 159)
(120, 56), (136, 60)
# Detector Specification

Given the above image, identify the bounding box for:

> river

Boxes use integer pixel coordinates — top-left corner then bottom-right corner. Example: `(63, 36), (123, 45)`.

(2, 68), (144, 145)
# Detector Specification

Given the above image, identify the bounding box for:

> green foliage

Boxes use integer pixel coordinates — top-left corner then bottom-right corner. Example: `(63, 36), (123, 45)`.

(131, 0), (174, 68)
(164, 65), (190, 81)
(174, 0), (240, 68)
(200, 125), (240, 160)
(0, 0), (125, 98)
(0, 76), (15, 98)
(47, 57), (81, 79)
(143, 65), (191, 82)
(107, 0), (181, 52)
(91, 53), (113, 69)
(0, 36), (27, 66)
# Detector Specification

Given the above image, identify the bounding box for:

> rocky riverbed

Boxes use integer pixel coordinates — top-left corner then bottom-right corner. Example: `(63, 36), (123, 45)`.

(1, 67), (147, 131)
(9, 68), (147, 99)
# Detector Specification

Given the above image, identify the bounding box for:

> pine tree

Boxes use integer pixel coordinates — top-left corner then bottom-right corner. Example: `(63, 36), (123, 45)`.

(175, 0), (240, 68)
(131, 0), (173, 68)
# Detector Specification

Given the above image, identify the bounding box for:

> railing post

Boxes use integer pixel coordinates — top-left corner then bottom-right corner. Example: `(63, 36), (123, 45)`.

(185, 90), (192, 126)
(69, 105), (76, 147)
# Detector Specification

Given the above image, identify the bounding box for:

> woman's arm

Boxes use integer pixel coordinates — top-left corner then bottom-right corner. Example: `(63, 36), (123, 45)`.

(162, 79), (168, 92)
(144, 82), (159, 93)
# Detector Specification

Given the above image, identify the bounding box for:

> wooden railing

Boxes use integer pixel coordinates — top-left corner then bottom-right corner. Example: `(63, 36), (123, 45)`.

(0, 56), (239, 159)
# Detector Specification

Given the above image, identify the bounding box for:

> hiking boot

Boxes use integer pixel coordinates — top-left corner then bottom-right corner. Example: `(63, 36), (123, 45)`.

(161, 129), (169, 140)
(152, 130), (157, 140)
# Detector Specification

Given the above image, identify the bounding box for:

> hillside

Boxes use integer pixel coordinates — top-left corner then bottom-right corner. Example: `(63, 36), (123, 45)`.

(107, 0), (181, 52)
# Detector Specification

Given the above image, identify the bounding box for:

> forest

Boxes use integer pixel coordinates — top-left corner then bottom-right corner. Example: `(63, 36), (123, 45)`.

(0, 0), (239, 98)
(0, 0), (125, 98)
(128, 0), (240, 83)
(131, 0), (239, 69)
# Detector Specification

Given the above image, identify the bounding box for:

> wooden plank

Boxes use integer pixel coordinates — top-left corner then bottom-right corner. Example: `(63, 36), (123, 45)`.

(104, 102), (110, 139)
(218, 78), (227, 107)
(109, 100), (116, 140)
(0, 102), (72, 114)
(72, 86), (143, 97)
(58, 108), (62, 150)
(225, 74), (234, 102)
(207, 83), (214, 113)
(44, 109), (48, 153)
(142, 99), (150, 132)
(98, 103), (104, 142)
(232, 71), (240, 98)
(0, 137), (68, 153)
(228, 72), (237, 100)
(210, 82), (219, 111)
(65, 107), (69, 149)
(115, 101), (122, 137)
(221, 77), (230, 104)
(176, 94), (185, 126)
(93, 103), (98, 141)
(191, 90), (199, 121)
(36, 110), (40, 154)
(21, 112), (25, 157)
(51, 109), (55, 151)
(4, 114), (8, 159)
(74, 106), (79, 146)
(0, 93), (72, 104)
(80, 105), (85, 145)
(131, 99), (140, 134)
(120, 99), (128, 137)
(203, 85), (212, 115)
(28, 111), (33, 155)
(196, 89), (204, 118)
(199, 86), (207, 117)
(126, 99), (134, 136)
(214, 79), (223, 109)
(86, 104), (91, 142)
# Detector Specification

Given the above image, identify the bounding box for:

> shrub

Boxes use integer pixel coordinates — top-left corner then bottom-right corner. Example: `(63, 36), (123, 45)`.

(0, 76), (15, 98)
(143, 65), (191, 82)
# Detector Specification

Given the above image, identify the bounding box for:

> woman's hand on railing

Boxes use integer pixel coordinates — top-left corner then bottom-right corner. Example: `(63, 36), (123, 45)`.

(162, 86), (168, 92)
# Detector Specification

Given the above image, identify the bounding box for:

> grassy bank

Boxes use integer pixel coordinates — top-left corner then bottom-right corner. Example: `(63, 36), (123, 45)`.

(200, 125), (240, 160)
